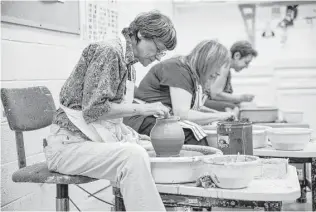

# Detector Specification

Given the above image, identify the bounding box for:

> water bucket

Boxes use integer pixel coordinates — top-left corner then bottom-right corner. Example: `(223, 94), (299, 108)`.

(217, 121), (253, 155)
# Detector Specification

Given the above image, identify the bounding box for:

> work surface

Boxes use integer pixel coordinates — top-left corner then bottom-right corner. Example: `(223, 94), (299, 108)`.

(254, 141), (316, 158)
(155, 166), (300, 201)
(257, 123), (310, 128)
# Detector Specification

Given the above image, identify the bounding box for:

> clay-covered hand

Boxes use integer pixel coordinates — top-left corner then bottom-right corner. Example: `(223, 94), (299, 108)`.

(240, 94), (255, 102)
(218, 112), (235, 121)
(230, 107), (240, 120)
(139, 102), (170, 118)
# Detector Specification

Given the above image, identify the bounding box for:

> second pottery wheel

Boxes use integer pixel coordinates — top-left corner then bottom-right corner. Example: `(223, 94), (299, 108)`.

(144, 145), (222, 184)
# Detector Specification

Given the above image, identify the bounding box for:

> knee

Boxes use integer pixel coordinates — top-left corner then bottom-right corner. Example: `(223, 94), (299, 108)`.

(123, 144), (150, 162)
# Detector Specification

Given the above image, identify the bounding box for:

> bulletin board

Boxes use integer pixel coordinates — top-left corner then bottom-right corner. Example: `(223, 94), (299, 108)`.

(84, 1), (119, 41)
(1, 1), (80, 34)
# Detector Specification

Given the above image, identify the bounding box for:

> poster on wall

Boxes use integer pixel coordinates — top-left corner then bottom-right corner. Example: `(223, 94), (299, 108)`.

(84, 0), (118, 41)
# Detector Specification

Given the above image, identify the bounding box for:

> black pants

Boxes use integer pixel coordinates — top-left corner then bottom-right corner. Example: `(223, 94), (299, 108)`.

(124, 115), (208, 146)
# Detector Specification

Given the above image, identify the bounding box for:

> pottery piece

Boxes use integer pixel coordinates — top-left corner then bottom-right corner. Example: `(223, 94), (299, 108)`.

(252, 125), (272, 149)
(205, 130), (218, 148)
(202, 123), (218, 148)
(144, 145), (222, 183)
(150, 116), (185, 157)
(239, 107), (278, 123)
(217, 121), (253, 155)
(203, 155), (259, 189)
(267, 127), (313, 151)
(282, 110), (304, 123)
(254, 158), (289, 179)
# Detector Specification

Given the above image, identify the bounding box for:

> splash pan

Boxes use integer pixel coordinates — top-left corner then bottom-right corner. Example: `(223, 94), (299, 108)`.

(144, 145), (222, 184)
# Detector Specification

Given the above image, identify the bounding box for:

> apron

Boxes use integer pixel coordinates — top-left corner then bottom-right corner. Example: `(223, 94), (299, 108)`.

(178, 84), (208, 141)
(60, 36), (140, 144)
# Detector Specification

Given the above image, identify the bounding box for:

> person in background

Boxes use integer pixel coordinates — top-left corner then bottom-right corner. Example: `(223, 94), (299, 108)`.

(204, 40), (258, 111)
(43, 11), (177, 211)
(124, 40), (236, 146)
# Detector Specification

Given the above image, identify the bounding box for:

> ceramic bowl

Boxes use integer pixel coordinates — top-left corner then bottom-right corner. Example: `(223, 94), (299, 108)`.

(204, 130), (218, 148)
(254, 158), (289, 179)
(202, 124), (218, 148)
(282, 111), (304, 123)
(203, 155), (259, 189)
(252, 125), (272, 149)
(239, 107), (278, 123)
(267, 128), (313, 151)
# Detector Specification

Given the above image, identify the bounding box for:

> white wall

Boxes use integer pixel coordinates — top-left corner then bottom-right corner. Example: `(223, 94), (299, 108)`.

(0, 1), (97, 209)
(172, 2), (316, 136)
(1, 0), (173, 210)
(1, 1), (316, 210)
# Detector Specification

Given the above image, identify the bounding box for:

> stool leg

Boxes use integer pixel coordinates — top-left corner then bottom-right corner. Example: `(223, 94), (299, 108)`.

(114, 196), (126, 211)
(56, 184), (69, 212)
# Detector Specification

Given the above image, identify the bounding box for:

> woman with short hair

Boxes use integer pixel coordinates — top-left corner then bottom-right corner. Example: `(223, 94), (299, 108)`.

(44, 11), (177, 211)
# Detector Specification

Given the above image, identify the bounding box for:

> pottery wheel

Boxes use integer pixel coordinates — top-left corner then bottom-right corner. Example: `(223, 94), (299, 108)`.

(146, 145), (223, 184)
(144, 144), (223, 163)
(148, 150), (204, 158)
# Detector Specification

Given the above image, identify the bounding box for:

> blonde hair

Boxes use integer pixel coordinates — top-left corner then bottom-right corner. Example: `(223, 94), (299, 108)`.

(184, 40), (230, 86)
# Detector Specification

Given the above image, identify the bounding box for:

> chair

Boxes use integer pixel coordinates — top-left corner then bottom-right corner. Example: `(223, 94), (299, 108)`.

(1, 86), (97, 211)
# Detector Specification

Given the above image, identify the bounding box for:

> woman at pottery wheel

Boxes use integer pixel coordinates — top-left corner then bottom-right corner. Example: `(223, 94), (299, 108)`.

(124, 40), (236, 146)
(43, 11), (176, 211)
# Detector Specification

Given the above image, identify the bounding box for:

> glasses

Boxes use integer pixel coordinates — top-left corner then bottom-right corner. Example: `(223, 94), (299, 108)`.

(152, 39), (166, 60)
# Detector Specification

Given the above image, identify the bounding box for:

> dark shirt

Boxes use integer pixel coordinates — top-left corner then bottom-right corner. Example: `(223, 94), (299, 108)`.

(135, 57), (196, 108)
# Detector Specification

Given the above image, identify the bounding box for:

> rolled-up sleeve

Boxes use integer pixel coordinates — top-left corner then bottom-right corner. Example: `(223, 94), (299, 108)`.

(82, 46), (124, 123)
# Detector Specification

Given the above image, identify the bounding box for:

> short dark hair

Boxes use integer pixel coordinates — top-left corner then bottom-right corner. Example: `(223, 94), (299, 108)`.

(230, 41), (258, 58)
(125, 10), (177, 50)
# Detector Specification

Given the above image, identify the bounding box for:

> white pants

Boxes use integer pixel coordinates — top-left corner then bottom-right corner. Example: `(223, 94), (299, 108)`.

(44, 125), (165, 211)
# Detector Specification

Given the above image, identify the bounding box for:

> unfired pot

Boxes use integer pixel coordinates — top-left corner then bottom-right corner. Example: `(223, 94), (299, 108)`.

(150, 116), (185, 157)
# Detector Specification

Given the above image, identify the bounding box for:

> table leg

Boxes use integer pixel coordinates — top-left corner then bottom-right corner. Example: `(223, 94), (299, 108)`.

(312, 157), (316, 212)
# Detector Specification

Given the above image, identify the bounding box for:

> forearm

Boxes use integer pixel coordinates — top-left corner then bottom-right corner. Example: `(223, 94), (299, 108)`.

(99, 103), (142, 120)
(199, 106), (219, 113)
(213, 92), (241, 103)
(185, 109), (229, 125)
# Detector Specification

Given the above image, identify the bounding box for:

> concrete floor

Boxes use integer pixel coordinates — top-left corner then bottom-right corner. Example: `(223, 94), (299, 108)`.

(282, 192), (312, 211)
